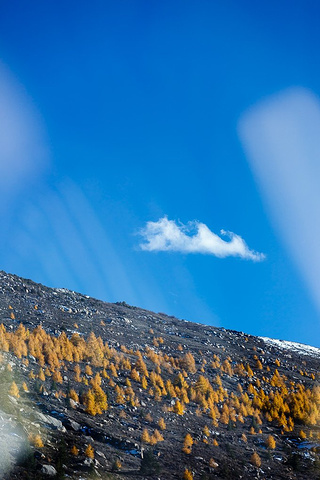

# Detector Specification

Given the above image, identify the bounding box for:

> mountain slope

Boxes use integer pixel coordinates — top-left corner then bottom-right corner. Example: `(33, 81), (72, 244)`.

(0, 270), (319, 479)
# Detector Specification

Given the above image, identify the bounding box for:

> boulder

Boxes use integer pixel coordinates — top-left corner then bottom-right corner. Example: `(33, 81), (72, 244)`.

(35, 413), (66, 432)
(69, 419), (81, 431)
(41, 464), (57, 476)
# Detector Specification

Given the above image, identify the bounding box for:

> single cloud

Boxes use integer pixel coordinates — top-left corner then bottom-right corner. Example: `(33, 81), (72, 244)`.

(139, 217), (265, 261)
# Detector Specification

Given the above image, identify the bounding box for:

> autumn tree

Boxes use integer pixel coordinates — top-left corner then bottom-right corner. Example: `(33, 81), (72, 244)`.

(266, 435), (276, 450)
(0, 324), (9, 352)
(68, 389), (79, 403)
(183, 468), (193, 479)
(145, 413), (153, 422)
(71, 367), (82, 384)
(173, 400), (184, 416)
(158, 417), (166, 430)
(241, 433), (247, 443)
(33, 434), (44, 448)
(86, 332), (104, 366)
(9, 381), (20, 398)
(141, 376), (148, 389)
(220, 403), (230, 425)
(180, 352), (196, 374)
(84, 389), (97, 416)
(150, 429), (164, 444)
(85, 444), (94, 459)
(131, 368), (140, 382)
(246, 364), (254, 377)
(109, 363), (118, 377)
(52, 370), (63, 384)
(182, 434), (193, 454)
(135, 352), (149, 377)
(141, 428), (151, 444)
(250, 452), (261, 468)
(256, 360), (263, 370)
(70, 445), (79, 456)
(94, 384), (108, 412)
(195, 375), (210, 395)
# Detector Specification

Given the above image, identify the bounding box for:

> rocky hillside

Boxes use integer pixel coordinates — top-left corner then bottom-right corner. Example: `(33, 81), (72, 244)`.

(0, 270), (319, 479)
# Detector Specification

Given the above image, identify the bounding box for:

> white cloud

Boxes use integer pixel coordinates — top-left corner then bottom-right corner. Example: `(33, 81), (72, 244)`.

(139, 217), (265, 261)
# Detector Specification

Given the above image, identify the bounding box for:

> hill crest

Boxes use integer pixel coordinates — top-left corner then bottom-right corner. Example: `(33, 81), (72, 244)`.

(0, 270), (319, 479)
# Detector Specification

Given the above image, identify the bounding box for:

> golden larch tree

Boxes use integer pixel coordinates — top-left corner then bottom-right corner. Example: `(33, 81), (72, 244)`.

(182, 434), (193, 454)
(266, 435), (276, 449)
(70, 445), (79, 456)
(85, 444), (94, 459)
(9, 381), (20, 398)
(183, 468), (193, 480)
(158, 417), (166, 430)
(141, 428), (151, 444)
(250, 452), (261, 468)
(33, 434), (44, 448)
(174, 400), (184, 416)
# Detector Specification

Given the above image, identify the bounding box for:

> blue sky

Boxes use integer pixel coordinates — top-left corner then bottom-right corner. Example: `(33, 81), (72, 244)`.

(0, 1), (320, 347)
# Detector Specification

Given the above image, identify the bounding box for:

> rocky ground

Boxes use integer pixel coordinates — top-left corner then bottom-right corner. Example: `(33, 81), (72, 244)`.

(0, 270), (319, 479)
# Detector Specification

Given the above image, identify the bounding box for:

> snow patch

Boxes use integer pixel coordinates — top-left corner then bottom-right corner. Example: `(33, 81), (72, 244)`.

(259, 337), (320, 358)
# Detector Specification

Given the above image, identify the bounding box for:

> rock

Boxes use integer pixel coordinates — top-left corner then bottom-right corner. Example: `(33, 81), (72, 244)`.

(46, 415), (63, 429)
(69, 399), (78, 409)
(41, 464), (57, 476)
(69, 419), (81, 431)
(96, 450), (106, 458)
(35, 412), (48, 423)
(35, 413), (65, 431)
(8, 395), (18, 404)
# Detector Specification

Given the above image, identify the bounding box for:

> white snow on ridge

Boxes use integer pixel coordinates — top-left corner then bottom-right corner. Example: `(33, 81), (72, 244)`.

(260, 336), (320, 358)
